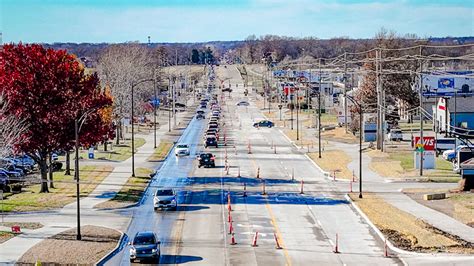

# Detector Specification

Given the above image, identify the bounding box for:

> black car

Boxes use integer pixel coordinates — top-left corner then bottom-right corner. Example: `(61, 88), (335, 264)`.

(222, 88), (232, 92)
(205, 137), (218, 148)
(208, 124), (219, 132)
(198, 153), (216, 168)
(253, 120), (274, 128)
(196, 114), (205, 120)
(129, 231), (161, 263)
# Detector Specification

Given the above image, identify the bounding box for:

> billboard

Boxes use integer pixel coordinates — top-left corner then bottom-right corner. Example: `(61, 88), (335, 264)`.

(422, 72), (474, 97)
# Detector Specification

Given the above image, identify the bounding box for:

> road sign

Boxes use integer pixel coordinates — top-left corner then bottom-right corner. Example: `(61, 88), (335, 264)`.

(414, 136), (435, 151)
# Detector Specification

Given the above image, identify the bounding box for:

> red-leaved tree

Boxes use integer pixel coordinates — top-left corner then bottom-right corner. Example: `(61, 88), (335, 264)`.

(0, 43), (114, 193)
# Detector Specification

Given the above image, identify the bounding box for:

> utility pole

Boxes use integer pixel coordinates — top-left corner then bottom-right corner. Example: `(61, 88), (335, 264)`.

(419, 46), (424, 176)
(376, 48), (382, 150)
(318, 58), (322, 158)
(380, 49), (385, 152)
(344, 52), (348, 132)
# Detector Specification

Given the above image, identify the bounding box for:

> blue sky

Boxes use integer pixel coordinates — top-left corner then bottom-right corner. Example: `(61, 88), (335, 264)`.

(1, 0), (473, 43)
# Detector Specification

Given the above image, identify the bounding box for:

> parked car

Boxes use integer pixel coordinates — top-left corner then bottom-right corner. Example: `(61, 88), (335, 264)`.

(129, 231), (161, 263)
(236, 101), (250, 106)
(0, 172), (9, 192)
(205, 137), (218, 148)
(253, 120), (274, 128)
(387, 128), (403, 141)
(153, 189), (177, 211)
(175, 144), (190, 156)
(198, 153), (216, 168)
(443, 145), (474, 162)
(435, 138), (456, 155)
(222, 88), (232, 92)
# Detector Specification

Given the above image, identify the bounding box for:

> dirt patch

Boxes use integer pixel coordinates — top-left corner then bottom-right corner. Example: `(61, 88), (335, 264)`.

(0, 230), (15, 244)
(18, 225), (121, 265)
(404, 189), (474, 228)
(308, 150), (353, 179)
(0, 222), (43, 230)
(350, 193), (474, 253)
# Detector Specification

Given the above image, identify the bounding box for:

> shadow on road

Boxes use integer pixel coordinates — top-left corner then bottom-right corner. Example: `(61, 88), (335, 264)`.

(159, 255), (203, 264)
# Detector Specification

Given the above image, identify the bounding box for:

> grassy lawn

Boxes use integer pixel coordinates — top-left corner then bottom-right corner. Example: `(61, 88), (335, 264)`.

(398, 122), (434, 132)
(0, 165), (113, 212)
(349, 193), (473, 253)
(369, 150), (460, 182)
(80, 137), (145, 161)
(148, 141), (174, 162)
(95, 168), (153, 209)
(308, 150), (353, 179)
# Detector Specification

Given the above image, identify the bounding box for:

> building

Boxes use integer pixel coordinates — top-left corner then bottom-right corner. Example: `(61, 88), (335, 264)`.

(433, 96), (474, 133)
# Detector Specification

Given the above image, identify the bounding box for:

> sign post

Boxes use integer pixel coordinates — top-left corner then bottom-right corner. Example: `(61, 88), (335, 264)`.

(414, 136), (436, 169)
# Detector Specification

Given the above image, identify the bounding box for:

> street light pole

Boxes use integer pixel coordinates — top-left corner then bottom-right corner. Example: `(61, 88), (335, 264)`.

(345, 95), (363, 198)
(74, 118), (81, 240)
(131, 78), (154, 177)
(131, 83), (135, 177)
(153, 78), (157, 149)
(318, 59), (322, 158)
(359, 105), (363, 199)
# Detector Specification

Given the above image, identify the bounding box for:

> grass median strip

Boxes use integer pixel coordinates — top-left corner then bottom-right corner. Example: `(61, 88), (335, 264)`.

(95, 167), (153, 209)
(18, 225), (121, 265)
(148, 141), (174, 162)
(308, 150), (353, 179)
(0, 165), (113, 212)
(349, 193), (474, 253)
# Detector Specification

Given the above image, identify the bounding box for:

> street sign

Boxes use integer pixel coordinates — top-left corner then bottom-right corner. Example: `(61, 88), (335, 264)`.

(414, 136), (435, 151)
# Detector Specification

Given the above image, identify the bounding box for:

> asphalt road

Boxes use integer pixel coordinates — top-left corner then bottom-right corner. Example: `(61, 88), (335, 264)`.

(107, 65), (401, 265)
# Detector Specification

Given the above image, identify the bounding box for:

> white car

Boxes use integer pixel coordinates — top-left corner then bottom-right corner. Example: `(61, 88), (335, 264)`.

(153, 189), (177, 211)
(175, 144), (190, 156)
(387, 129), (403, 141)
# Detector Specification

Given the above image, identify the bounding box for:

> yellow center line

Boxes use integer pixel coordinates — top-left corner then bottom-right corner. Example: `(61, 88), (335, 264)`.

(249, 152), (292, 266)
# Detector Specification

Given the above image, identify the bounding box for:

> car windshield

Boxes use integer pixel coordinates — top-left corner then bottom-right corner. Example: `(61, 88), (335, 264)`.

(134, 234), (156, 245)
(176, 145), (188, 148)
(156, 189), (173, 196)
(201, 154), (212, 159)
(207, 137), (216, 141)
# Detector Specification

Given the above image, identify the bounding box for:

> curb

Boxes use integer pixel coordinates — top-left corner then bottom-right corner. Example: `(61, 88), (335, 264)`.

(303, 153), (331, 178)
(342, 193), (462, 260)
(95, 230), (129, 266)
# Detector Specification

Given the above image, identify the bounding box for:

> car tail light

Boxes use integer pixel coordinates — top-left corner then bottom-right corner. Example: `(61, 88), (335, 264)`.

(211, 156), (215, 160)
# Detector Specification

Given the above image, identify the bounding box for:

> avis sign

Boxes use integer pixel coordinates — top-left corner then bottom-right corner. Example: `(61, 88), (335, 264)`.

(413, 136), (436, 169)
(414, 136), (435, 151)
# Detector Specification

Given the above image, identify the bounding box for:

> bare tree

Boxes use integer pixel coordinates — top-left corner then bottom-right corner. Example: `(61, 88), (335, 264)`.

(0, 93), (26, 157)
(96, 44), (155, 143)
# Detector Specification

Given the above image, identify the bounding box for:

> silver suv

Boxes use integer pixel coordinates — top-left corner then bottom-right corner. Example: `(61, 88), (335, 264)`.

(153, 189), (177, 211)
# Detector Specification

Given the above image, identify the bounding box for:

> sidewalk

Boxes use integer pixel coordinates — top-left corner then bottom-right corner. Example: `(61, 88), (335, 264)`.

(266, 103), (474, 244)
(331, 141), (474, 244)
(0, 111), (191, 264)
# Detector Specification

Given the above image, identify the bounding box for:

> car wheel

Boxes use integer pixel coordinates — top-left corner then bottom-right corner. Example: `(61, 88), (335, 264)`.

(154, 207), (158, 211)
(130, 259), (134, 263)
(212, 163), (215, 167)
